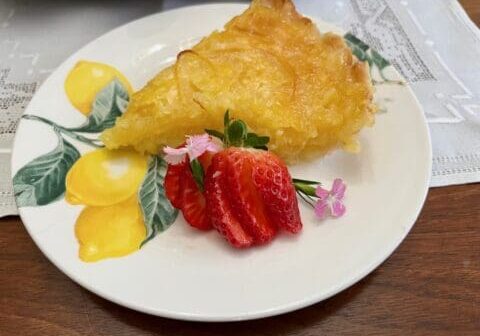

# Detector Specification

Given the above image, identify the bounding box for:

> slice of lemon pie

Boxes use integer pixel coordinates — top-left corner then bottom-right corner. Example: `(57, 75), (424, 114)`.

(102, 0), (376, 162)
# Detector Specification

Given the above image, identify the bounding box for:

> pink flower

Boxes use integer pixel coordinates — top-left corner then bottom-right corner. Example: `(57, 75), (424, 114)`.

(163, 134), (222, 165)
(314, 178), (346, 219)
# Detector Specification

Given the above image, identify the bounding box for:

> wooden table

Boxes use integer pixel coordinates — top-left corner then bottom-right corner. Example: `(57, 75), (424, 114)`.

(1, 2), (479, 335)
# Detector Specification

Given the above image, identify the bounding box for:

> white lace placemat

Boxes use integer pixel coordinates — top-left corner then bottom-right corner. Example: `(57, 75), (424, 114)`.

(1, 0), (479, 217)
(301, 0), (480, 187)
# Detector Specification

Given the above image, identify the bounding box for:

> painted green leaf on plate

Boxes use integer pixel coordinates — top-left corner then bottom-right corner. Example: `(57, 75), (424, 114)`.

(344, 35), (371, 65)
(139, 155), (178, 246)
(69, 79), (129, 133)
(370, 49), (391, 70)
(343, 32), (401, 86)
(344, 32), (393, 68)
(344, 33), (370, 51)
(13, 131), (80, 207)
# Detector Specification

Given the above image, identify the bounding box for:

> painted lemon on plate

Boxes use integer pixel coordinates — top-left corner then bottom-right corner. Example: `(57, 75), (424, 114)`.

(75, 197), (146, 262)
(66, 148), (148, 207)
(65, 60), (133, 115)
(65, 148), (149, 262)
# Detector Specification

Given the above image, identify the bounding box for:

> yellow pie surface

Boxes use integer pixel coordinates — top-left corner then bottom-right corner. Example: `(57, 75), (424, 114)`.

(102, 0), (376, 161)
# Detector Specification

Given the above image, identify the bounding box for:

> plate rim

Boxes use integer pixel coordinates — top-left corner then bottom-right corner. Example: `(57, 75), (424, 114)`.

(10, 3), (432, 322)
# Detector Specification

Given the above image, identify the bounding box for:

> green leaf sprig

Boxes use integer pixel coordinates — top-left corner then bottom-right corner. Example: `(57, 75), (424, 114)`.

(206, 111), (270, 150)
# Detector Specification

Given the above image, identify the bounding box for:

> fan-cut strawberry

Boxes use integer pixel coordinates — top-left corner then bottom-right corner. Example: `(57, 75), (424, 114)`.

(251, 152), (302, 233)
(205, 152), (253, 248)
(165, 137), (302, 247)
(224, 148), (277, 244)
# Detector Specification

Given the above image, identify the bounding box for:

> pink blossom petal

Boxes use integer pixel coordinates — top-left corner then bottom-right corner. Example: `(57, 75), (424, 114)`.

(163, 146), (188, 156)
(205, 140), (222, 153)
(315, 186), (330, 200)
(164, 133), (221, 164)
(186, 134), (210, 160)
(163, 146), (188, 165)
(331, 199), (346, 218)
(314, 200), (329, 219)
(186, 133), (210, 145)
(331, 178), (346, 200)
(186, 134), (222, 161)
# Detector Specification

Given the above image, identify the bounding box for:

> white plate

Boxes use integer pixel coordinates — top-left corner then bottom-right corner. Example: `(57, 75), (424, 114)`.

(11, 4), (431, 321)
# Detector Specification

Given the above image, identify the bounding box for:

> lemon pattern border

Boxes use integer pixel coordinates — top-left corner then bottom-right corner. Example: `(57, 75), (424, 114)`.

(13, 77), (178, 250)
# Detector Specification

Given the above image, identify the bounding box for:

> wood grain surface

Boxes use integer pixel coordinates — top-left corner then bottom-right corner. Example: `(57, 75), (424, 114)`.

(1, 2), (479, 335)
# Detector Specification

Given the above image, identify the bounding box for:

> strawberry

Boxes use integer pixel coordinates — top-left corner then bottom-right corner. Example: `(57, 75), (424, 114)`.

(251, 152), (302, 233)
(205, 151), (254, 247)
(223, 148), (277, 244)
(197, 151), (213, 169)
(204, 147), (302, 247)
(181, 166), (211, 230)
(164, 159), (187, 209)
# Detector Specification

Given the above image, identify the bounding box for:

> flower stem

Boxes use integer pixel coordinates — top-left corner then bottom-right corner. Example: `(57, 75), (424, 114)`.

(296, 191), (315, 208)
(372, 77), (405, 86)
(22, 114), (104, 148)
(293, 181), (317, 197)
(293, 178), (323, 208)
